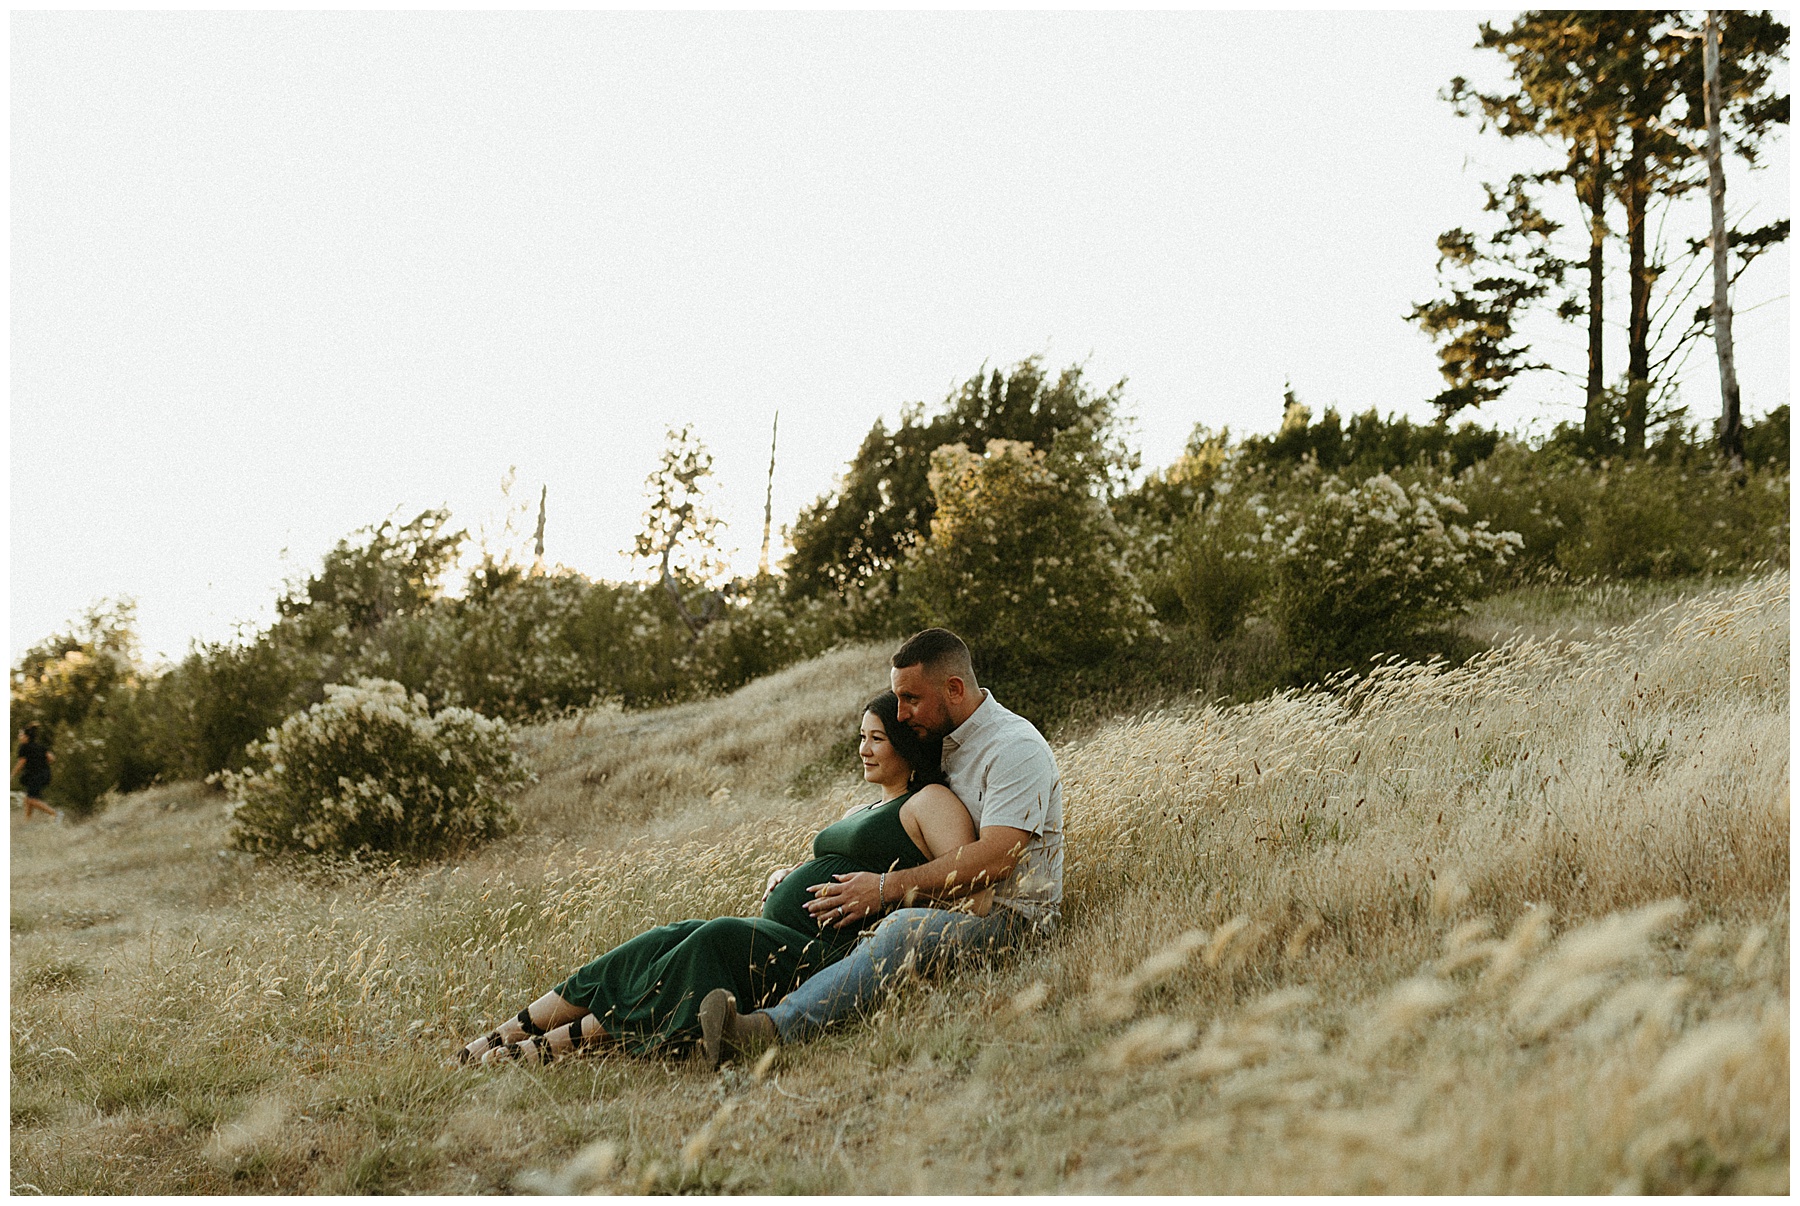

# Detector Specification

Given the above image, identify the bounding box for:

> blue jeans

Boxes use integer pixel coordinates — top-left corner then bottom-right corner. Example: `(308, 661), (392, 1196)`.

(764, 906), (1039, 1040)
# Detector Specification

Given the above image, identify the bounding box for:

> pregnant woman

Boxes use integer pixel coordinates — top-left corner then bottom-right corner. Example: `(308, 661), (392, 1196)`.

(452, 689), (985, 1066)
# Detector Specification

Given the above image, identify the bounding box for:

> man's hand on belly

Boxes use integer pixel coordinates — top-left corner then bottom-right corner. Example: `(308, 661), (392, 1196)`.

(806, 825), (1031, 930)
(805, 873), (882, 929)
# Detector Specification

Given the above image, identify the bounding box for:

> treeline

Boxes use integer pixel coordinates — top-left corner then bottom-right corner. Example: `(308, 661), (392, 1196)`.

(12, 356), (1789, 815)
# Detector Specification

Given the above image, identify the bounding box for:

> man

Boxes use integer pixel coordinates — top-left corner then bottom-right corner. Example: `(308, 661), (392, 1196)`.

(701, 627), (1062, 1064)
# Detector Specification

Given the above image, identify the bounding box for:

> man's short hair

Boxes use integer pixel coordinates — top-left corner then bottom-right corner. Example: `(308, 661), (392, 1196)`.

(891, 628), (976, 683)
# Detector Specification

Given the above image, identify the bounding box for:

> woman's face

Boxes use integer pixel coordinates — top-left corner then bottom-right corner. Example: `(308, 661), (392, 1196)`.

(858, 711), (911, 789)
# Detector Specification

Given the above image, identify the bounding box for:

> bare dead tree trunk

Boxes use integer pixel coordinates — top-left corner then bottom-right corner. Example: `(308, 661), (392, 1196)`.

(759, 411), (779, 578)
(1704, 11), (1744, 471)
(531, 484), (547, 573)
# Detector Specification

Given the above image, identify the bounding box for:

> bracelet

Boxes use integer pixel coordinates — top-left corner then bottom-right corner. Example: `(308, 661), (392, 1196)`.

(878, 871), (889, 906)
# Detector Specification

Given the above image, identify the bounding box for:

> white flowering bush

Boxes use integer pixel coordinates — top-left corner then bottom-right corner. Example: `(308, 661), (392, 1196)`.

(219, 678), (530, 859)
(1262, 471), (1522, 674)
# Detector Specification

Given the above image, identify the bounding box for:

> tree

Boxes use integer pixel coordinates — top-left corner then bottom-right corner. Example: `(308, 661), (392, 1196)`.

(1409, 177), (1572, 419)
(1600, 9), (1785, 452)
(633, 425), (729, 641)
(10, 599), (140, 732)
(278, 509), (465, 635)
(759, 411), (779, 578)
(1703, 11), (1743, 467)
(1432, 13), (1631, 439)
(1416, 11), (1788, 450)
(1672, 9), (1789, 465)
(785, 357), (1132, 600)
(1597, 13), (1691, 453)
(159, 632), (319, 779)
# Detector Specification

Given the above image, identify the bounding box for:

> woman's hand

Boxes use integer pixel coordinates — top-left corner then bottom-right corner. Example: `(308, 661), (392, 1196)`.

(761, 863), (797, 904)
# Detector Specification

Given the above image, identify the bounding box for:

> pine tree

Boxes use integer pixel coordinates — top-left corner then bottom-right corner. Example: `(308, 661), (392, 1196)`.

(1408, 175), (1571, 419)
(1413, 11), (1787, 452)
(1441, 12), (1628, 441)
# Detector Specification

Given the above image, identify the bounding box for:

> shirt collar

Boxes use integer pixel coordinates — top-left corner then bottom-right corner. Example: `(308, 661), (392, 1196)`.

(943, 689), (994, 750)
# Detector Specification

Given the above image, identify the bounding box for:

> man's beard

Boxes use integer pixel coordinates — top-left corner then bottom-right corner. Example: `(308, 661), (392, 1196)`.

(910, 713), (952, 741)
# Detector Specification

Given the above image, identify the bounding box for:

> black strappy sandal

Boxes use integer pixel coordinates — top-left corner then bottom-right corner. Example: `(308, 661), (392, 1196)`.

(496, 1014), (591, 1067)
(458, 1027), (507, 1066)
(458, 1007), (549, 1065)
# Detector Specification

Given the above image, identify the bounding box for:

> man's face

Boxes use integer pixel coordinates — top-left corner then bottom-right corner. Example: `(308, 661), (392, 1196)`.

(891, 663), (954, 739)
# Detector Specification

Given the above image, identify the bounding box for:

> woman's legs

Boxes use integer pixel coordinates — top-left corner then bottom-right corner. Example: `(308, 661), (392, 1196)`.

(21, 793), (56, 821)
(454, 990), (592, 1066)
(482, 1009), (611, 1066)
(455, 915), (817, 1066)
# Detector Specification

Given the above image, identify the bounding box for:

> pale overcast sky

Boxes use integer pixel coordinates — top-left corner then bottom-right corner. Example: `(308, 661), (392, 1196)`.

(11, 10), (1789, 665)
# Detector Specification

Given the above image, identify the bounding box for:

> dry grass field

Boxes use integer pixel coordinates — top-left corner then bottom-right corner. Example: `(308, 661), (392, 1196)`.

(10, 574), (1788, 1194)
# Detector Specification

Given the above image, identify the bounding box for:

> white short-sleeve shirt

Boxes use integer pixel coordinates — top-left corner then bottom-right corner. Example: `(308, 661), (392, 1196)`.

(941, 690), (1063, 927)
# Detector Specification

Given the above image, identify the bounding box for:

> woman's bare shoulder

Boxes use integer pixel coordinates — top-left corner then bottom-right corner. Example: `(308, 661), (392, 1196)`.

(904, 784), (975, 833)
(903, 783), (977, 854)
(906, 782), (967, 811)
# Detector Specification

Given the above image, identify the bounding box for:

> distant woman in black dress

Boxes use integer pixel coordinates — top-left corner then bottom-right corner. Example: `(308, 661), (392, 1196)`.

(14, 724), (59, 822)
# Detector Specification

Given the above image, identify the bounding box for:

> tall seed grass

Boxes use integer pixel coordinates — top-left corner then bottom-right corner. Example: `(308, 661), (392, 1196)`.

(10, 578), (1787, 1194)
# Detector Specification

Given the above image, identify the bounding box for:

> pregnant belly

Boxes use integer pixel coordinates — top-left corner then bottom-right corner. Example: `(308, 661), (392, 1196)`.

(761, 854), (863, 934)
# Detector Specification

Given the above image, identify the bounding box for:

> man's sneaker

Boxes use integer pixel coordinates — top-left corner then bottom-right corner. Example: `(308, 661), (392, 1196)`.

(699, 988), (778, 1069)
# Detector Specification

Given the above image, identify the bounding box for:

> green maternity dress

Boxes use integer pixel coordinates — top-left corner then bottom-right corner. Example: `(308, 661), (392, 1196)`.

(552, 791), (930, 1055)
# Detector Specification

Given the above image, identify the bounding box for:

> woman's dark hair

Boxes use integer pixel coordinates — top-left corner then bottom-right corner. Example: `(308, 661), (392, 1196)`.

(863, 690), (946, 788)
(21, 722), (40, 744)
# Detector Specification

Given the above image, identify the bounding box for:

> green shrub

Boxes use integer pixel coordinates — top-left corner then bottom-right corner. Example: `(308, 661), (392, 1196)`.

(1742, 403), (1788, 469)
(1161, 468), (1277, 640)
(1553, 460), (1789, 580)
(157, 634), (325, 781)
(1456, 440), (1790, 582)
(786, 356), (1133, 602)
(1236, 394), (1501, 479)
(900, 439), (1152, 675)
(424, 571), (693, 718)
(336, 569), (709, 723)
(1117, 425), (1231, 626)
(538, 576), (694, 709)
(1447, 440), (1586, 581)
(219, 678), (530, 860)
(693, 584), (862, 694)
(276, 509), (465, 635)
(1261, 470), (1521, 678)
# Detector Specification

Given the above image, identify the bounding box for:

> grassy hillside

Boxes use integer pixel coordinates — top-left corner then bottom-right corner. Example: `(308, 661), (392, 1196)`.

(10, 576), (1788, 1194)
